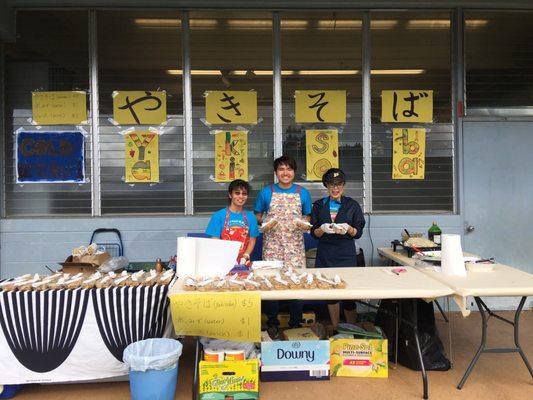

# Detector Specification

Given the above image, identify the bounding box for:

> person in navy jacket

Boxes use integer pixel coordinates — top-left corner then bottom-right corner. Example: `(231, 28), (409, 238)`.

(310, 168), (365, 328)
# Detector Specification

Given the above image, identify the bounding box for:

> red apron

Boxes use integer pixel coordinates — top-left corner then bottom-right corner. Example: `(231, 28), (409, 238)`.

(220, 207), (250, 262)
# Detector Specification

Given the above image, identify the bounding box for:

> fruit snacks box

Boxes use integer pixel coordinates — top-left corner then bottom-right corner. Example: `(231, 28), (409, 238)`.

(199, 359), (259, 400)
(330, 338), (388, 378)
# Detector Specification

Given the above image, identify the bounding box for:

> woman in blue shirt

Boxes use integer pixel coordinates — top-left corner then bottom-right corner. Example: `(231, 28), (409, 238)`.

(205, 179), (260, 264)
(311, 168), (365, 328)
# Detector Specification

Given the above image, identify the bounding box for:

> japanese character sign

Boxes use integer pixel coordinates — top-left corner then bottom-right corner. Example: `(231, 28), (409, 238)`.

(295, 90), (346, 123)
(205, 91), (257, 125)
(214, 130), (248, 182)
(113, 91), (167, 125)
(124, 131), (159, 183)
(381, 90), (433, 123)
(392, 128), (425, 179)
(306, 129), (339, 181)
(32, 91), (88, 125)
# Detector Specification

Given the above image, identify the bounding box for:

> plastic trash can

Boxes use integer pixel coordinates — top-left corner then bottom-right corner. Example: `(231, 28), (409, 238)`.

(123, 338), (183, 400)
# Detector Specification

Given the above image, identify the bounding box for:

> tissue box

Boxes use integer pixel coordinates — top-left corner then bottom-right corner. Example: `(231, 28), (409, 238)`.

(330, 338), (388, 378)
(261, 340), (330, 382)
(199, 359), (259, 400)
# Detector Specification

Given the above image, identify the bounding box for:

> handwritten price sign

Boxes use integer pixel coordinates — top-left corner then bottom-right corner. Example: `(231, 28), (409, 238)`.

(169, 292), (261, 342)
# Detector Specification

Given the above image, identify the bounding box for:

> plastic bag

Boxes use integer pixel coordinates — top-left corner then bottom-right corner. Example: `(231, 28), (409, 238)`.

(98, 256), (129, 273)
(123, 338), (183, 372)
(375, 299), (451, 371)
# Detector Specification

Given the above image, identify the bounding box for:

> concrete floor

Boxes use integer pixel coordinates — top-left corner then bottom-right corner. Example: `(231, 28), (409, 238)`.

(10, 311), (533, 400)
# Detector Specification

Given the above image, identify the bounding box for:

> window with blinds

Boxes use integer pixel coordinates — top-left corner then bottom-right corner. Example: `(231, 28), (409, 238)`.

(190, 12), (274, 213)
(98, 11), (184, 214)
(281, 12), (364, 206)
(465, 11), (533, 115)
(4, 11), (92, 216)
(370, 11), (454, 212)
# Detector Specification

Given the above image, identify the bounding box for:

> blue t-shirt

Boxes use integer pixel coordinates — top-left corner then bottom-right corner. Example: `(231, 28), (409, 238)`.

(205, 208), (260, 239)
(323, 197), (341, 221)
(254, 184), (312, 215)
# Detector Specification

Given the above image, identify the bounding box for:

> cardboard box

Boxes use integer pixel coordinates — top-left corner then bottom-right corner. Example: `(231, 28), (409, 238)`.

(283, 327), (319, 341)
(261, 311), (316, 328)
(74, 252), (110, 266)
(199, 359), (259, 400)
(60, 252), (110, 274)
(330, 338), (388, 378)
(60, 256), (99, 274)
(261, 340), (330, 382)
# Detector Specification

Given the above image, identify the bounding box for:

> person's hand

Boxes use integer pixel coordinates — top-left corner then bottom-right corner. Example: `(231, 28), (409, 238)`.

(320, 223), (335, 234)
(338, 223), (355, 235)
(239, 253), (251, 266)
(260, 219), (278, 233)
(295, 219), (311, 231)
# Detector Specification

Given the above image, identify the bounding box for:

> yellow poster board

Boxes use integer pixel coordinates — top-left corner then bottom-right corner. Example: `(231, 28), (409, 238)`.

(214, 130), (248, 182)
(306, 129), (339, 181)
(205, 91), (257, 125)
(295, 90), (346, 124)
(32, 91), (88, 125)
(381, 90), (433, 123)
(124, 131), (159, 183)
(169, 292), (261, 342)
(392, 128), (426, 179)
(113, 91), (167, 125)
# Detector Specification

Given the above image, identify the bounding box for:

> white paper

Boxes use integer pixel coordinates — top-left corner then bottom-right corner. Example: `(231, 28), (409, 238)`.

(176, 237), (240, 278)
(441, 234), (467, 277)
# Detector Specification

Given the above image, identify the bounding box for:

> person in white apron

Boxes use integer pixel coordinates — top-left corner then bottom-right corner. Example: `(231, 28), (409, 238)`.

(254, 156), (312, 334)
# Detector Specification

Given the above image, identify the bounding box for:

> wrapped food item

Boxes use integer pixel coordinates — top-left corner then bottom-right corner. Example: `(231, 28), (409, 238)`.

(114, 275), (130, 287)
(303, 273), (316, 289)
(82, 274), (101, 289)
(288, 274), (301, 289)
(213, 278), (229, 291)
(158, 270), (175, 285)
(272, 274), (290, 290)
(333, 274), (346, 289)
(197, 278), (215, 292)
(32, 280), (51, 291)
(243, 277), (261, 291)
(143, 270), (159, 287)
(316, 273), (335, 289)
(228, 278), (245, 291)
(96, 276), (113, 288)
(183, 277), (198, 291)
(65, 276), (83, 290)
(72, 246), (87, 257)
(260, 277), (274, 291)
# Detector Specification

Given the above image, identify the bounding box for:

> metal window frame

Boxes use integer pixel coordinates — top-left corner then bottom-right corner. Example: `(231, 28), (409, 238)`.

(0, 44), (5, 219)
(182, 11), (194, 215)
(362, 11), (372, 214)
(89, 10), (101, 217)
(273, 12), (283, 159)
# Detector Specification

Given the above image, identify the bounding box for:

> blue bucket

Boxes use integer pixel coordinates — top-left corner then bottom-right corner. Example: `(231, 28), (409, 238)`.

(129, 364), (178, 400)
(123, 338), (183, 400)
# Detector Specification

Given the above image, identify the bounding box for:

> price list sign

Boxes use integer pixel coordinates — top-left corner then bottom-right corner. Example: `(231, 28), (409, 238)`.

(169, 292), (261, 342)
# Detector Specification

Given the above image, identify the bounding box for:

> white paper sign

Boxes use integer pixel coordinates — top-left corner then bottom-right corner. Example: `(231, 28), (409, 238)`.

(177, 237), (240, 277)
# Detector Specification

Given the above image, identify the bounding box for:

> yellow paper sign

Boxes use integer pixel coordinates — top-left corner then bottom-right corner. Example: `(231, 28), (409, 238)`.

(124, 131), (159, 183)
(295, 90), (346, 123)
(306, 129), (339, 181)
(215, 131), (248, 182)
(32, 91), (87, 125)
(169, 292), (261, 342)
(205, 91), (257, 125)
(392, 128), (426, 179)
(113, 91), (167, 125)
(381, 90), (433, 123)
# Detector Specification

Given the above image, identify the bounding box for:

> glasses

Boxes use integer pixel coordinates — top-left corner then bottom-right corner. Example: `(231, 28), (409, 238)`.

(327, 183), (344, 189)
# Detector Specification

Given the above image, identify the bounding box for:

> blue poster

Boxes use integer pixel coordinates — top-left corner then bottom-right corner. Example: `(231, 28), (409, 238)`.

(16, 131), (85, 183)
